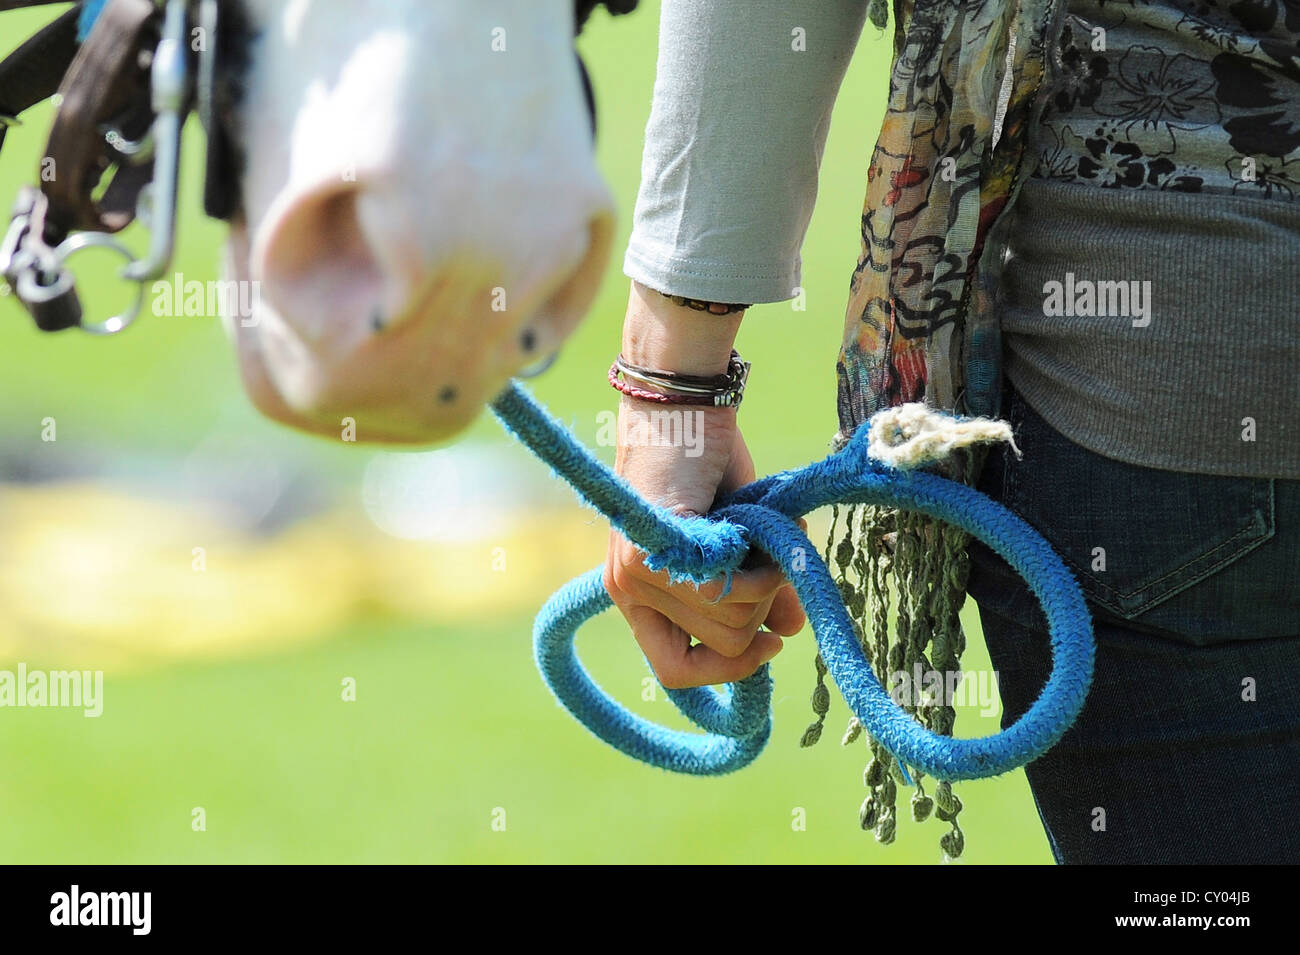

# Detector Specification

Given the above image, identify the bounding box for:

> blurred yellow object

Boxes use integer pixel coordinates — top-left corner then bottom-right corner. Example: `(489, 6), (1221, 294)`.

(0, 483), (606, 670)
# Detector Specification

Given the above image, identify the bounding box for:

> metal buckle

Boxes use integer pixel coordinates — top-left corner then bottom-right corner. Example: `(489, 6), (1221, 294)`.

(2, 188), (83, 331)
(726, 355), (752, 408)
(0, 193), (37, 283)
(4, 0), (193, 334)
(2, 188), (143, 334)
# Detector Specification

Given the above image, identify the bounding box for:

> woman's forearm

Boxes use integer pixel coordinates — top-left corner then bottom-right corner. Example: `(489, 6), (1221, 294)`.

(621, 281), (743, 377)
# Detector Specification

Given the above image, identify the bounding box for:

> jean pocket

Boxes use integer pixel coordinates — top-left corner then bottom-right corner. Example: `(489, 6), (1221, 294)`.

(998, 389), (1276, 621)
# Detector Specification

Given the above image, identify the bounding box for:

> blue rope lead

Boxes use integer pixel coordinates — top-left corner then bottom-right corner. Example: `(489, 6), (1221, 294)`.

(491, 381), (1095, 781)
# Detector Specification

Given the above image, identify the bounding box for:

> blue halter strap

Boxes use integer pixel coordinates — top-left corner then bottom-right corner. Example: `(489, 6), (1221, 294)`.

(78, 0), (110, 41)
(491, 382), (1095, 781)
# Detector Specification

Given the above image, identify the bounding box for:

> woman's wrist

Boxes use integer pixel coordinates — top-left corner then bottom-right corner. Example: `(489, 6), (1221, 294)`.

(622, 281), (744, 377)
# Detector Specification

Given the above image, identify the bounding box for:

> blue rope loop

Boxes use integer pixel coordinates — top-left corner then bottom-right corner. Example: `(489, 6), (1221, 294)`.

(492, 382), (1095, 781)
(534, 568), (771, 775)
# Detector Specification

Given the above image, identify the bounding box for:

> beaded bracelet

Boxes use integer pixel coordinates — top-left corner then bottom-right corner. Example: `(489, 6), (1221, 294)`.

(657, 290), (751, 315)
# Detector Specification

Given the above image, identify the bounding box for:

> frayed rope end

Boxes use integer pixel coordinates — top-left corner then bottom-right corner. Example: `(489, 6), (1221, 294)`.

(862, 403), (1021, 469)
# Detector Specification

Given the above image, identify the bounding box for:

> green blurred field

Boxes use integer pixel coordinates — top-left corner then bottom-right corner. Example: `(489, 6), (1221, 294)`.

(0, 3), (1052, 863)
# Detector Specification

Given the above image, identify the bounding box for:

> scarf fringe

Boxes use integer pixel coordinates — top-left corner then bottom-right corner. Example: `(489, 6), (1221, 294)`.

(801, 449), (979, 859)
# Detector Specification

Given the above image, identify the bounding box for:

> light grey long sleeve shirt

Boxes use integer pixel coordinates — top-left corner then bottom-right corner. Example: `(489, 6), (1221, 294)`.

(623, 0), (867, 304)
(625, 0), (1300, 478)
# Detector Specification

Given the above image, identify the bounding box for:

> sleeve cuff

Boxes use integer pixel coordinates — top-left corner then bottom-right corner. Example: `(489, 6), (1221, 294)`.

(623, 244), (803, 306)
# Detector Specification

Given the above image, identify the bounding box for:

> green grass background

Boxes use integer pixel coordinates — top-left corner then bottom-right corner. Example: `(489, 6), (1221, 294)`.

(0, 3), (1052, 863)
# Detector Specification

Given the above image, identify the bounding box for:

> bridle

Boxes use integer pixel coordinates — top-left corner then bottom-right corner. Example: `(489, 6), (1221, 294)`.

(0, 0), (637, 336)
(1, 0), (232, 333)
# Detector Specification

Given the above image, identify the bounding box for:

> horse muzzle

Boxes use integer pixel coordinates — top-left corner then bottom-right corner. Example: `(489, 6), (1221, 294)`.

(224, 182), (615, 444)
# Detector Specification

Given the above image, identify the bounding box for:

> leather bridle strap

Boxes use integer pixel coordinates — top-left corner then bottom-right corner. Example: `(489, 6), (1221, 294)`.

(42, 0), (158, 235)
(0, 5), (82, 157)
(0, 0), (77, 8)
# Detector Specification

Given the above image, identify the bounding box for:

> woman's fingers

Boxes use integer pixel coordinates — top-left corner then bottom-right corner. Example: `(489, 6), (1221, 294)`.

(610, 560), (772, 657)
(764, 583), (806, 635)
(613, 533), (790, 606)
(607, 516), (809, 657)
(692, 561), (789, 603)
(622, 603), (783, 690)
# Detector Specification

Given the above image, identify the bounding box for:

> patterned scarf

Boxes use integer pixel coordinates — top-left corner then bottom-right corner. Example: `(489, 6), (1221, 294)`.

(803, 0), (1070, 857)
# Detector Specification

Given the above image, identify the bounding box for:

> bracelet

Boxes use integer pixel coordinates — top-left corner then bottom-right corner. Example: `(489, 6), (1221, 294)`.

(657, 290), (751, 315)
(609, 349), (751, 407)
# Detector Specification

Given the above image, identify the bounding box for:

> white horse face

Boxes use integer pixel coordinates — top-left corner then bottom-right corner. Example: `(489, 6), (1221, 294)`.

(224, 0), (615, 443)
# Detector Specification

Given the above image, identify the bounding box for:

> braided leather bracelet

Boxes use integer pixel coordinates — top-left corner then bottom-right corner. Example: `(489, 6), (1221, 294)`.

(610, 350), (751, 407)
(657, 291), (751, 315)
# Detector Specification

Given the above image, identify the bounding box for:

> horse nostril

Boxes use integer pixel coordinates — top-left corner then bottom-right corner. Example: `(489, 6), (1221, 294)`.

(257, 183), (387, 343)
(248, 175), (614, 442)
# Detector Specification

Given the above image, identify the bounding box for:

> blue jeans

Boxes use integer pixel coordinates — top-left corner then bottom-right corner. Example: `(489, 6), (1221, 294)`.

(966, 383), (1300, 864)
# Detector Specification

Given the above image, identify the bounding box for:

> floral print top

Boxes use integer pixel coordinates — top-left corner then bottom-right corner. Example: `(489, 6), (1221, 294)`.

(1033, 0), (1300, 201)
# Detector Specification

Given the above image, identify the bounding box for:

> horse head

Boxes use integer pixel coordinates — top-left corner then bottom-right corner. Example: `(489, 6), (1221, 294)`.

(222, 0), (622, 442)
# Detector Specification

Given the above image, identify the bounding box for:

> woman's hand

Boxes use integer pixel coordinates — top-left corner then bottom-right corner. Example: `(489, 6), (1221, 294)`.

(602, 283), (806, 690)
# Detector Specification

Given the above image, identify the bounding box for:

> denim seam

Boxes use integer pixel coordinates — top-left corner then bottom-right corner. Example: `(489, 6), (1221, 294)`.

(1059, 483), (1267, 600)
(1047, 481), (1276, 618)
(1055, 478), (1268, 605)
(1000, 390), (1278, 620)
